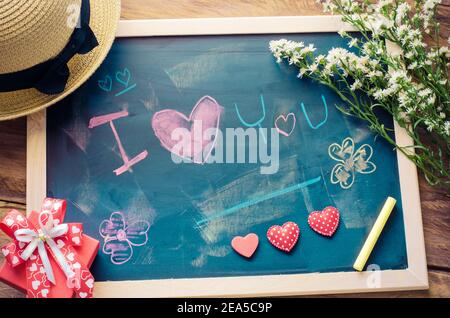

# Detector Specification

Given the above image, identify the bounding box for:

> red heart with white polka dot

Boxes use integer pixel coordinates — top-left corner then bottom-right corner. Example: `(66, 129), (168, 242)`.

(266, 221), (300, 252)
(308, 206), (340, 237)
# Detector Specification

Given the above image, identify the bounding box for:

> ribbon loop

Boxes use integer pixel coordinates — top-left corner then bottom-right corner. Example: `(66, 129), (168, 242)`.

(13, 210), (72, 285)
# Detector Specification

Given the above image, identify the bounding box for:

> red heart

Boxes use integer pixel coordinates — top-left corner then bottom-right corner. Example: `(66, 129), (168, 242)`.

(266, 221), (300, 252)
(231, 233), (259, 258)
(308, 206), (340, 237)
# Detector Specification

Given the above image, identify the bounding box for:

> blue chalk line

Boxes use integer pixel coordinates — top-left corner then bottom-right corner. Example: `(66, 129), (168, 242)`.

(196, 176), (321, 226)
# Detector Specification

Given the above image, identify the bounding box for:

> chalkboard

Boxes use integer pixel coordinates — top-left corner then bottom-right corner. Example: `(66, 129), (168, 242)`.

(45, 31), (409, 282)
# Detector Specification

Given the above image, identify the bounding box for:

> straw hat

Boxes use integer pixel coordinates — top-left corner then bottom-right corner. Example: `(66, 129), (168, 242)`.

(0, 0), (121, 120)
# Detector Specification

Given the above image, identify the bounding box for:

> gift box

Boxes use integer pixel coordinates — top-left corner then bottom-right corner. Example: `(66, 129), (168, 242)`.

(0, 198), (99, 298)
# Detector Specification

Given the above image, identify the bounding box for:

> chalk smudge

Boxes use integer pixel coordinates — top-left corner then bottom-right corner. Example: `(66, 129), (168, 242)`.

(191, 245), (230, 268)
(62, 115), (91, 152)
(140, 82), (159, 112)
(194, 156), (310, 244)
(165, 44), (242, 89)
(125, 189), (157, 228)
(132, 246), (154, 265)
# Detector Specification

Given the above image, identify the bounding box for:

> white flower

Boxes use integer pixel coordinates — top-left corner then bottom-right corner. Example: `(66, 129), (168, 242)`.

(438, 46), (450, 58)
(315, 54), (326, 63)
(367, 70), (383, 79)
(297, 68), (308, 78)
(404, 51), (414, 59)
(309, 63), (319, 72)
(348, 38), (358, 48)
(388, 69), (409, 85)
(368, 14), (394, 35)
(321, 0), (337, 13)
(395, 3), (411, 25)
(407, 61), (418, 70)
(445, 121), (450, 136)
(373, 90), (385, 100)
(338, 29), (348, 37)
(418, 88), (433, 98)
(350, 79), (362, 91)
(302, 44), (316, 54)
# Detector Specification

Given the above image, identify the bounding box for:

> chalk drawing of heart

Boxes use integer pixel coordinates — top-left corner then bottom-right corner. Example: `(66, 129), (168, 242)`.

(151, 96), (223, 164)
(116, 68), (131, 87)
(308, 206), (340, 237)
(275, 113), (296, 137)
(98, 75), (112, 92)
(267, 221), (300, 253)
(231, 233), (259, 258)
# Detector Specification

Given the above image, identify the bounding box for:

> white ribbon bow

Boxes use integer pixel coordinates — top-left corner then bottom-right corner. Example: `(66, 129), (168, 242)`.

(14, 211), (75, 285)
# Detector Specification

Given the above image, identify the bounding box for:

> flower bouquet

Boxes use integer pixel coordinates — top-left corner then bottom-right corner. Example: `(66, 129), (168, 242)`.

(270, 0), (449, 186)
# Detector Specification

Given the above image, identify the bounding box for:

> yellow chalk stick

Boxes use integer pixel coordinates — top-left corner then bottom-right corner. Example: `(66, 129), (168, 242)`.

(353, 197), (397, 272)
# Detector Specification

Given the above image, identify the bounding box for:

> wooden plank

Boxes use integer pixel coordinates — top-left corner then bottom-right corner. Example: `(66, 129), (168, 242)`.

(318, 270), (450, 298)
(0, 119), (26, 204)
(121, 0), (324, 19)
(419, 175), (450, 271)
(0, 203), (26, 298)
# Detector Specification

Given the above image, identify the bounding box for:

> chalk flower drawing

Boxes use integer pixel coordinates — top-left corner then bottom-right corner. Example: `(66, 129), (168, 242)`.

(99, 212), (150, 265)
(328, 137), (376, 189)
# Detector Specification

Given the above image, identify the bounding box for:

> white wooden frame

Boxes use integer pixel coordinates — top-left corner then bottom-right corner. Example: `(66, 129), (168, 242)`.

(27, 16), (428, 297)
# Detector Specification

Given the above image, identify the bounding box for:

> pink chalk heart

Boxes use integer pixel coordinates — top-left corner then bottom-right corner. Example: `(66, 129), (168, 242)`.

(275, 113), (296, 137)
(231, 233), (259, 258)
(151, 96), (223, 164)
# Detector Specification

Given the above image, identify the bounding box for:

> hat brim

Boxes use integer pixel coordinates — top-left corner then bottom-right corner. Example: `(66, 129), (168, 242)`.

(0, 0), (121, 121)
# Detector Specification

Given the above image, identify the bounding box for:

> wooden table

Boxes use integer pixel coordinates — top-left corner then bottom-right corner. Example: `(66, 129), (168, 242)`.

(1, 0), (449, 298)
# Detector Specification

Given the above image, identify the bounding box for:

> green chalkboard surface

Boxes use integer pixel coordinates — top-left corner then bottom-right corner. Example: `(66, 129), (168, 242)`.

(46, 33), (408, 282)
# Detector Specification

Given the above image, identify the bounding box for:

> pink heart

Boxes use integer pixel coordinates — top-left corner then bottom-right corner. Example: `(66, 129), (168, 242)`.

(231, 233), (259, 258)
(151, 96), (223, 164)
(275, 113), (296, 137)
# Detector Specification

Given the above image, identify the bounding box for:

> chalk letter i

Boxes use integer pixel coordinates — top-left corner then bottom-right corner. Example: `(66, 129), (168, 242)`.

(89, 111), (149, 176)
